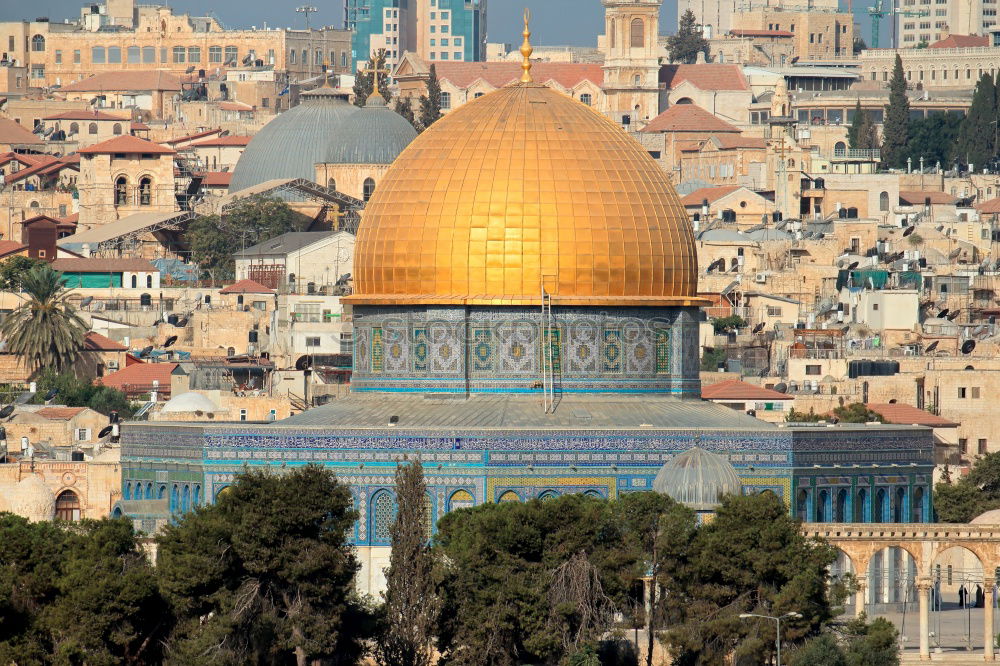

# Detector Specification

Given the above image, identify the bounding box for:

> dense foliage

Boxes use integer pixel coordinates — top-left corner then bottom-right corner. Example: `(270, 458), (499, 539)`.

(881, 54), (910, 169)
(934, 452), (1000, 522)
(418, 64), (443, 130)
(157, 465), (369, 665)
(847, 100), (878, 151)
(0, 255), (46, 292)
(667, 10), (709, 64)
(0, 265), (87, 375)
(789, 615), (899, 666)
(954, 74), (998, 170)
(187, 196), (304, 280)
(30, 368), (136, 417)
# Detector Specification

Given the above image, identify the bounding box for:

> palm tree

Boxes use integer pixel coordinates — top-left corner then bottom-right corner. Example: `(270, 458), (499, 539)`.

(0, 265), (87, 375)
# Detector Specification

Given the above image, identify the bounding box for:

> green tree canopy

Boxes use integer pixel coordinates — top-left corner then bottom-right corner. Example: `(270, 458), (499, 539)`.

(905, 112), (963, 168)
(667, 10), (709, 64)
(418, 64), (443, 130)
(30, 368), (136, 417)
(848, 100), (879, 151)
(0, 255), (45, 292)
(954, 73), (998, 169)
(0, 265), (87, 375)
(831, 403), (884, 423)
(933, 452), (1000, 522)
(156, 465), (369, 665)
(186, 195), (304, 281)
(881, 54), (910, 169)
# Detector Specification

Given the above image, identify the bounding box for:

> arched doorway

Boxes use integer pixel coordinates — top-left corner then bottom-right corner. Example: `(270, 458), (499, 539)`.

(55, 490), (81, 521)
(816, 489), (832, 522)
(795, 488), (810, 521)
(932, 546), (985, 649)
(893, 487), (908, 523)
(855, 488), (870, 522)
(835, 488), (849, 522)
(830, 548), (856, 609)
(875, 488), (890, 522)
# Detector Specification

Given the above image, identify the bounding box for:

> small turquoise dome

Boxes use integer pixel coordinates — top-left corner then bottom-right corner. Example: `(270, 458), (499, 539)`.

(325, 93), (417, 165)
(653, 446), (743, 511)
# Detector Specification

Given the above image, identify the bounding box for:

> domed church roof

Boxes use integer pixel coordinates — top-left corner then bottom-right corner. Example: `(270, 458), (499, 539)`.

(326, 93), (417, 166)
(653, 447), (743, 511)
(161, 391), (219, 413)
(9, 474), (55, 522)
(229, 84), (359, 193)
(346, 34), (701, 308)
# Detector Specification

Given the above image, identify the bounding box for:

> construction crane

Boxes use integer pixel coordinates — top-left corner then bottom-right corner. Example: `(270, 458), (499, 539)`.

(867, 0), (929, 48)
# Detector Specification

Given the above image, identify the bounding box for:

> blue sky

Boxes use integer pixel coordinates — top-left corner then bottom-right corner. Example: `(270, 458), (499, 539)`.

(0, 1), (877, 47)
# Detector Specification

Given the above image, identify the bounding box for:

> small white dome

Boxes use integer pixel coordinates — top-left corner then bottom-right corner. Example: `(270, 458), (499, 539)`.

(971, 509), (1000, 524)
(10, 475), (55, 522)
(653, 447), (743, 511)
(161, 391), (219, 413)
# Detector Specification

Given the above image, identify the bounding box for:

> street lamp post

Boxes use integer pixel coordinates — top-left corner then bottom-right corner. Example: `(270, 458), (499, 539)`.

(739, 612), (802, 666)
(296, 6), (318, 79)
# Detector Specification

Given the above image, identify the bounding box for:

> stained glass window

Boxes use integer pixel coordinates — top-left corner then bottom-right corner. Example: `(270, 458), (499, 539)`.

(374, 492), (395, 542)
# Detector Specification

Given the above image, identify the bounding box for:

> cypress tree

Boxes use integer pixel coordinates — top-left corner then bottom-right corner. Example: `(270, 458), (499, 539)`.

(848, 99), (863, 149)
(667, 10), (709, 64)
(418, 64), (442, 130)
(881, 54), (910, 169)
(376, 460), (439, 666)
(954, 73), (998, 170)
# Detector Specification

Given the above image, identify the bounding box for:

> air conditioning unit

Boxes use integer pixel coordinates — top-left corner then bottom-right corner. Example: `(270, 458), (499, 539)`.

(755, 273), (768, 284)
(106, 360), (119, 371)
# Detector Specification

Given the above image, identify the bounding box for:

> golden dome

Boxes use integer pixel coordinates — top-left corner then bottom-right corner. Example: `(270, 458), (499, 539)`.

(348, 82), (703, 307)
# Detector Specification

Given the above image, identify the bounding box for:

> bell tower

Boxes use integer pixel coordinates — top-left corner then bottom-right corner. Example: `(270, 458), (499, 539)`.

(600, 0), (662, 127)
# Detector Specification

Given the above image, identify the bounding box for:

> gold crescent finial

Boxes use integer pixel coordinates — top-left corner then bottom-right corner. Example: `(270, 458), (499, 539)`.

(520, 8), (533, 84)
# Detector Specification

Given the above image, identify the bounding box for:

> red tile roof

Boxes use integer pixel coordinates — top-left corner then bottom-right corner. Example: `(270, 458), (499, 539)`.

(641, 104), (741, 134)
(434, 61), (604, 89)
(728, 29), (794, 38)
(194, 171), (233, 186)
(680, 185), (742, 206)
(77, 135), (175, 155)
(220, 278), (275, 294)
(60, 70), (181, 92)
(97, 362), (177, 394)
(35, 406), (87, 420)
(51, 257), (158, 272)
(702, 379), (792, 401)
(83, 331), (128, 351)
(0, 152), (46, 167)
(930, 35), (990, 48)
(0, 118), (43, 146)
(191, 135), (252, 147)
(43, 110), (129, 121)
(866, 403), (958, 427)
(131, 121), (151, 131)
(899, 190), (959, 205)
(660, 64), (750, 91)
(0, 240), (27, 257)
(3, 154), (71, 184)
(58, 213), (80, 224)
(977, 197), (1000, 214)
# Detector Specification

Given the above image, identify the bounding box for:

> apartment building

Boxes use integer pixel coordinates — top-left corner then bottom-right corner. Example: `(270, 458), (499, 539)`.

(347, 0), (486, 69)
(897, 0), (998, 46)
(731, 7), (855, 59)
(0, 0), (350, 89)
(677, 0), (839, 38)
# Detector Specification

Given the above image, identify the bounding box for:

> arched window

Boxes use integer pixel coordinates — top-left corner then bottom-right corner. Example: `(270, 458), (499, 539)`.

(327, 178), (336, 191)
(372, 491), (395, 543)
(55, 490), (80, 521)
(88, 123), (98, 135)
(216, 486), (232, 502)
(834, 141), (846, 155)
(131, 275), (137, 288)
(893, 487), (906, 523)
(182, 485), (190, 513)
(112, 123), (122, 135)
(146, 274), (153, 288)
(816, 489), (830, 522)
(630, 18), (645, 48)
(301, 49), (307, 66)
(879, 191), (889, 211)
(363, 178), (376, 202)
(193, 485), (201, 507)
(146, 482), (153, 499)
(835, 488), (848, 522)
(69, 122), (79, 135)
(538, 490), (558, 501)
(139, 176), (152, 205)
(855, 488), (868, 522)
(115, 176), (128, 206)
(498, 490), (520, 502)
(584, 489), (602, 498)
(124, 482), (132, 500)
(875, 488), (888, 522)
(31, 34), (45, 52)
(170, 485), (179, 513)
(795, 488), (809, 520)
(913, 487), (925, 522)
(579, 93), (592, 106)
(449, 489), (474, 511)
(226, 346), (235, 357)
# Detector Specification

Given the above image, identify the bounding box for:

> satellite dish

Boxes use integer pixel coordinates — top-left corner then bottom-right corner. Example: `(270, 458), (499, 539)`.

(80, 296), (93, 307)
(32, 124), (45, 134)
(295, 355), (313, 371)
(841, 326), (851, 334)
(774, 382), (788, 394)
(925, 340), (939, 353)
(139, 345), (154, 358)
(185, 65), (195, 73)
(0, 405), (14, 419)
(847, 261), (860, 270)
(175, 317), (188, 327)
(98, 425), (113, 438)
(962, 340), (976, 354)
(43, 126), (54, 137)
(937, 308), (949, 318)
(947, 310), (961, 321)
(164, 335), (178, 347)
(903, 226), (916, 237)
(44, 388), (58, 401)
(752, 322), (765, 334)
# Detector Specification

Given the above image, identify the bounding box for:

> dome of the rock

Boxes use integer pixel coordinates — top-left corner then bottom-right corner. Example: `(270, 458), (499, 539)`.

(348, 82), (700, 307)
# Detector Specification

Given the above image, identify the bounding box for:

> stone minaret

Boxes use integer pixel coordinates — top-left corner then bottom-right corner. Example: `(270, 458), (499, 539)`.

(600, 0), (663, 127)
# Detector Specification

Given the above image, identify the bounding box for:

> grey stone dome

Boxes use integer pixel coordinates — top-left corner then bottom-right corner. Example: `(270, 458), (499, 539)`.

(325, 94), (417, 165)
(653, 447), (743, 511)
(229, 88), (359, 193)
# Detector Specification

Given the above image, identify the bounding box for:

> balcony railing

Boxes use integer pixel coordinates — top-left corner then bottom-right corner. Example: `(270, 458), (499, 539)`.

(832, 147), (881, 161)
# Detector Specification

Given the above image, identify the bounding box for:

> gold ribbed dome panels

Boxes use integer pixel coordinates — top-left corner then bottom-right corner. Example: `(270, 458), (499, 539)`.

(347, 82), (704, 307)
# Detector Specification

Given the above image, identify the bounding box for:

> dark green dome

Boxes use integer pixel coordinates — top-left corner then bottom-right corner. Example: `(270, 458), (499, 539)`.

(325, 94), (417, 166)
